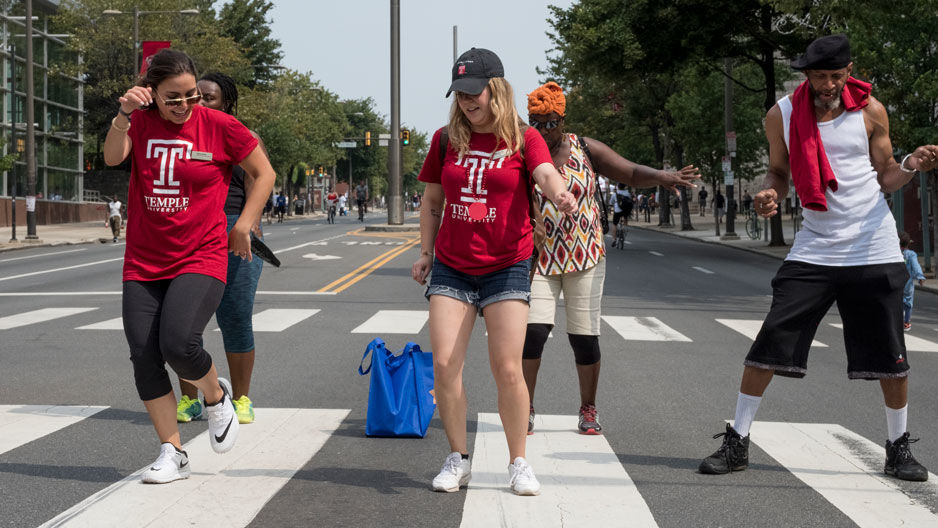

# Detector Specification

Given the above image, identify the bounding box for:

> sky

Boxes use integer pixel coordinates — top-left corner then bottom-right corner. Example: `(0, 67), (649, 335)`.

(263, 0), (575, 138)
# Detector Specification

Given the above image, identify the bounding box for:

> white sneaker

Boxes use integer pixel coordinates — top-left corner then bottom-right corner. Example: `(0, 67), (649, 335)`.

(431, 452), (471, 492)
(205, 377), (239, 453)
(141, 443), (190, 484)
(508, 457), (541, 496)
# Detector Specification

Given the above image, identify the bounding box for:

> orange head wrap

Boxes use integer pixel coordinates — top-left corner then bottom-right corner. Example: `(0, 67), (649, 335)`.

(527, 81), (566, 117)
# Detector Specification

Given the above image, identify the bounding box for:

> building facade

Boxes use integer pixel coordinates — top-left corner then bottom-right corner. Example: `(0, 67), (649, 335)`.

(2, 0), (84, 207)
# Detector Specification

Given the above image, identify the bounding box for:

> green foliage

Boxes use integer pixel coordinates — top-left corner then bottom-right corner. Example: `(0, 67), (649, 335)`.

(52, 0), (251, 165)
(0, 152), (18, 173)
(238, 71), (347, 189)
(217, 0), (283, 88)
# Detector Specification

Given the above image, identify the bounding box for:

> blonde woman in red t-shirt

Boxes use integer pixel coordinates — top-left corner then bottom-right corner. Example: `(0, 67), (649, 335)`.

(412, 48), (575, 496)
(103, 49), (275, 484)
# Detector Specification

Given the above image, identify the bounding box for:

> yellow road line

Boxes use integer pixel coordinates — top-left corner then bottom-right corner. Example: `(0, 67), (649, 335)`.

(317, 238), (420, 293)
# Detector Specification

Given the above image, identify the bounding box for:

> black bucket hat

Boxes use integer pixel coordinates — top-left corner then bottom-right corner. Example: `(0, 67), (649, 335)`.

(446, 48), (504, 97)
(791, 34), (851, 71)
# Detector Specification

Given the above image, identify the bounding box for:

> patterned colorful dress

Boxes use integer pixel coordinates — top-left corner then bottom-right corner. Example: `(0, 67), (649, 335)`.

(534, 133), (606, 276)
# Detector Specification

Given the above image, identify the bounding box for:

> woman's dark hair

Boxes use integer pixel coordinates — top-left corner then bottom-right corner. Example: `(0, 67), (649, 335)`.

(138, 48), (198, 93)
(199, 72), (238, 115)
(899, 231), (912, 248)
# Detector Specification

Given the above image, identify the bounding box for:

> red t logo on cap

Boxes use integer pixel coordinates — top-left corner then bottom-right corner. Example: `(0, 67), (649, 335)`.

(458, 65), (466, 75)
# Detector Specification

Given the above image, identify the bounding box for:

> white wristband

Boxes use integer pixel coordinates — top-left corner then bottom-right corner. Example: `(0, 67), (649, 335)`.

(899, 153), (916, 174)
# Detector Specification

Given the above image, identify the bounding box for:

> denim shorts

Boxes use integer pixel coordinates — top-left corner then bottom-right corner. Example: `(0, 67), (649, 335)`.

(425, 256), (532, 312)
(215, 214), (264, 353)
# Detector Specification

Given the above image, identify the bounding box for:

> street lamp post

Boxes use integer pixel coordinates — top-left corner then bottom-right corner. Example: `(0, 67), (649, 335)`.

(102, 7), (199, 75)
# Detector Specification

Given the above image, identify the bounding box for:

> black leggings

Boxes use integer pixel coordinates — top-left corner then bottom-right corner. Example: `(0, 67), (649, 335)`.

(123, 274), (225, 401)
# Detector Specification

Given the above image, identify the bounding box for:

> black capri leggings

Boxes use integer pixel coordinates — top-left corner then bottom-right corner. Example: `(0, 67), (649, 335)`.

(123, 273), (225, 401)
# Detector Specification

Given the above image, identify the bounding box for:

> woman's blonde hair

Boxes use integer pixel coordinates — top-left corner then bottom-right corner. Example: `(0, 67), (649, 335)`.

(446, 77), (524, 155)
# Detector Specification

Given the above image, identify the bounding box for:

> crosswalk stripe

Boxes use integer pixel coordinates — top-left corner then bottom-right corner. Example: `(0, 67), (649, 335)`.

(829, 323), (938, 352)
(601, 316), (691, 342)
(0, 307), (98, 330)
(351, 310), (429, 334)
(460, 413), (658, 528)
(716, 319), (827, 347)
(76, 317), (123, 330)
(0, 405), (108, 455)
(748, 421), (938, 528)
(212, 308), (321, 333)
(649, 251), (664, 256)
(40, 408), (350, 528)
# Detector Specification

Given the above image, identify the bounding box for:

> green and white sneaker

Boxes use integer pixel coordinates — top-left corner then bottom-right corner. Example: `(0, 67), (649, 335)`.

(176, 395), (203, 423)
(232, 395), (255, 424)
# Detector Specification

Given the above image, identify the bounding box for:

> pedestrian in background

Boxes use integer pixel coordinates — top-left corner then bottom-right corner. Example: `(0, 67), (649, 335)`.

(172, 71), (269, 426)
(103, 48), (275, 484)
(698, 187), (708, 216)
(106, 195), (123, 242)
(899, 231), (925, 331)
(412, 48), (575, 496)
(698, 34), (936, 482)
(523, 81), (698, 436)
(715, 189), (725, 224)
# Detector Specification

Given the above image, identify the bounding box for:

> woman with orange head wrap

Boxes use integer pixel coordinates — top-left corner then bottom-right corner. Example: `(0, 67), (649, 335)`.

(522, 81), (700, 436)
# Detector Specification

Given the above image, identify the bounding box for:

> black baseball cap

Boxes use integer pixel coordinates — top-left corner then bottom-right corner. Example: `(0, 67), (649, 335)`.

(446, 48), (504, 97)
(790, 34), (851, 71)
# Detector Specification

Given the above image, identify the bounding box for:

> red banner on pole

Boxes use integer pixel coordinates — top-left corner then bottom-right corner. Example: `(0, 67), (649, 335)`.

(140, 41), (172, 75)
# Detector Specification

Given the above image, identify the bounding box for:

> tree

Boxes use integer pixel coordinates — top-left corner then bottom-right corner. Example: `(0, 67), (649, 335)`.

(52, 0), (251, 168)
(238, 71), (347, 198)
(217, 0), (283, 88)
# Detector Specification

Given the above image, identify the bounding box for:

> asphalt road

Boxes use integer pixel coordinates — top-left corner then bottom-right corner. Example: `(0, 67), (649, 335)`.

(1, 213), (937, 528)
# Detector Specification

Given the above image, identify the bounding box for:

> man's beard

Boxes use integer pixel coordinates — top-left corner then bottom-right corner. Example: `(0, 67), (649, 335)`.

(812, 86), (843, 111)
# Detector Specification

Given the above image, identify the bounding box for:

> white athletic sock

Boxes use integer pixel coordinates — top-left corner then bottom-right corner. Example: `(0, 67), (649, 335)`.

(733, 392), (762, 437)
(885, 405), (908, 443)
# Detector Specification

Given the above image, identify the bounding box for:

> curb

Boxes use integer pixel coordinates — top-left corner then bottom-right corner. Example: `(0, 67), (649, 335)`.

(0, 238), (98, 254)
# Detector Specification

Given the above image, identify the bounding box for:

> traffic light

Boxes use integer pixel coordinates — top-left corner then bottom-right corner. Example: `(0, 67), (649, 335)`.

(318, 165), (324, 176)
(365, 131), (371, 146)
(401, 129), (410, 146)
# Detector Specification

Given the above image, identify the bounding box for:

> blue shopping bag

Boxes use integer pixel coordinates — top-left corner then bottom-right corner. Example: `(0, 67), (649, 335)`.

(358, 338), (436, 437)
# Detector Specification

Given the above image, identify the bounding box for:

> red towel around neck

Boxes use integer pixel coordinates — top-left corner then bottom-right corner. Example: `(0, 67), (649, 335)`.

(789, 77), (871, 211)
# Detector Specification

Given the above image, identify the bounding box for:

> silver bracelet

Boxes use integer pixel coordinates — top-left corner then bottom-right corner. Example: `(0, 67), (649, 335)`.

(899, 153), (916, 174)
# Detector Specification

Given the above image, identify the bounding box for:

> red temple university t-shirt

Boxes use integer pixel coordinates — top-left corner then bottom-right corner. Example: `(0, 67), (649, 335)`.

(124, 104), (258, 283)
(418, 127), (552, 275)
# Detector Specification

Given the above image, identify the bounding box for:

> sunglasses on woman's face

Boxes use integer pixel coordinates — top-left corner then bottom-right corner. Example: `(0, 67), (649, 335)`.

(528, 117), (562, 130)
(157, 91), (202, 107)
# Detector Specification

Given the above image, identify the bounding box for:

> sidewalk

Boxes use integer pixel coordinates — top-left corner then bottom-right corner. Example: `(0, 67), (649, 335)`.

(630, 209), (938, 295)
(0, 210), (327, 254)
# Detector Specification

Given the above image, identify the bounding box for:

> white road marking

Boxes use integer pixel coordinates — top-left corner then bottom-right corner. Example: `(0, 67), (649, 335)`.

(748, 421), (938, 528)
(649, 251), (664, 256)
(625, 240), (632, 245)
(0, 307), (98, 330)
(213, 308), (320, 332)
(716, 318), (827, 347)
(301, 253), (341, 260)
(830, 323), (938, 353)
(0, 248), (86, 263)
(0, 405), (108, 456)
(692, 266), (715, 274)
(76, 317), (123, 330)
(40, 408), (350, 528)
(0, 258), (123, 283)
(351, 310), (429, 334)
(601, 316), (692, 342)
(274, 233), (347, 253)
(461, 413), (658, 528)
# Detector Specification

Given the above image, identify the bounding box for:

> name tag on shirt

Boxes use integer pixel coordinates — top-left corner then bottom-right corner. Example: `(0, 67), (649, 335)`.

(192, 151), (213, 161)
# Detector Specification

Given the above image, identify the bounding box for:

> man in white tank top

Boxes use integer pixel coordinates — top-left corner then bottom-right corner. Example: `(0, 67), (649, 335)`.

(699, 34), (938, 482)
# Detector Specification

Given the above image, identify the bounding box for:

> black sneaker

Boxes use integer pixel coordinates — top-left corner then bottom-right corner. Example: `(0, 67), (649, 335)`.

(699, 423), (749, 474)
(578, 404), (602, 435)
(527, 406), (535, 435)
(885, 432), (928, 482)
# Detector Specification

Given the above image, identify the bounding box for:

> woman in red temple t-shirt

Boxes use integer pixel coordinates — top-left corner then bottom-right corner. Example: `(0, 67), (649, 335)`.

(103, 49), (275, 484)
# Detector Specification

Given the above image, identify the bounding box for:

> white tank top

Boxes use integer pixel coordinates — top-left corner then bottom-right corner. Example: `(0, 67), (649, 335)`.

(778, 96), (901, 266)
